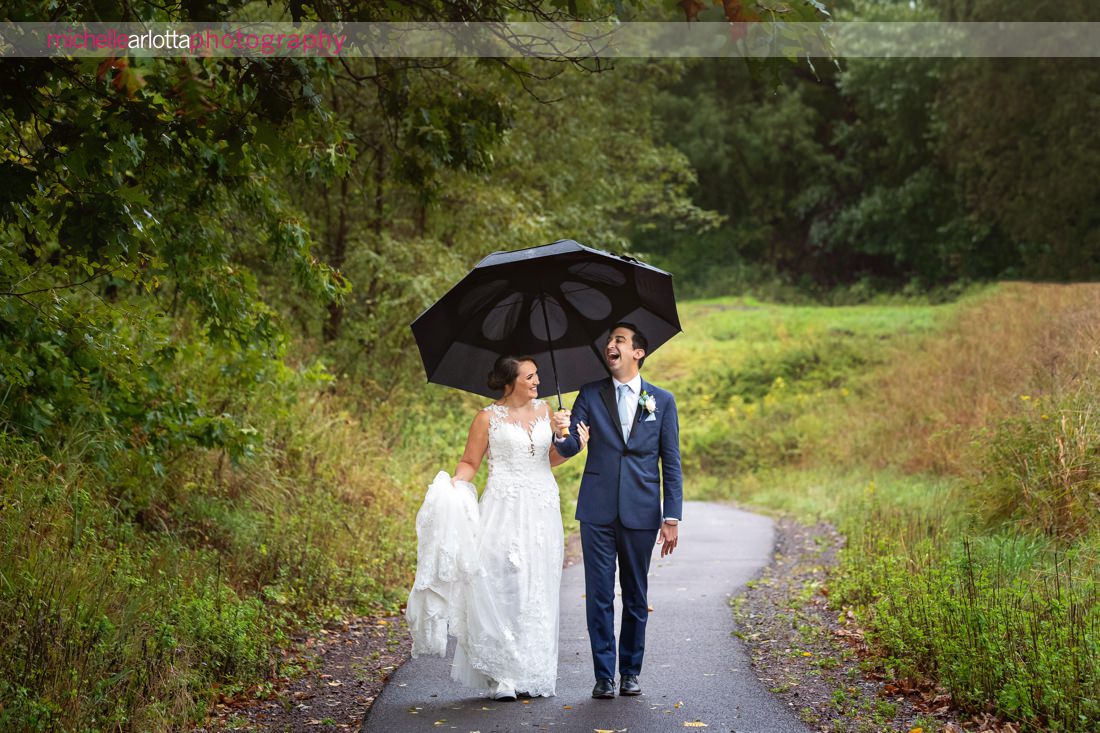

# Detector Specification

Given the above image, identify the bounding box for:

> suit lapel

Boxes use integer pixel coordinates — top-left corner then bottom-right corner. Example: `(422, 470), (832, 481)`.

(598, 379), (624, 444)
(626, 378), (647, 445)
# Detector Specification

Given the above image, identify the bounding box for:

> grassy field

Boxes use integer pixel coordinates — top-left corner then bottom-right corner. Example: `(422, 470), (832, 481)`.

(639, 284), (1100, 731)
(643, 294), (949, 496)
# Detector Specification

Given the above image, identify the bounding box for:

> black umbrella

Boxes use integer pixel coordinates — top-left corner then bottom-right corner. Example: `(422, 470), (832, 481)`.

(410, 239), (682, 404)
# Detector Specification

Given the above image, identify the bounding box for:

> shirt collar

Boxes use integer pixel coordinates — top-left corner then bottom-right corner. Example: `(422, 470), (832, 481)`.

(612, 374), (642, 395)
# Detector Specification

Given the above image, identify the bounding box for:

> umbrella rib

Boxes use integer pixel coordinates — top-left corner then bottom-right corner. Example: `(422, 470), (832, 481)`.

(535, 286), (566, 410)
(558, 284), (681, 358)
(550, 283), (614, 378)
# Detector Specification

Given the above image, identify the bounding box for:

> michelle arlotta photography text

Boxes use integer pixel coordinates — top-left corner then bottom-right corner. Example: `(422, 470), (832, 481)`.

(44, 27), (348, 55)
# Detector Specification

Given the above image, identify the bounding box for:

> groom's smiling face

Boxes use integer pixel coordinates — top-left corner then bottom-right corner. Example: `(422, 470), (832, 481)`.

(605, 326), (644, 378)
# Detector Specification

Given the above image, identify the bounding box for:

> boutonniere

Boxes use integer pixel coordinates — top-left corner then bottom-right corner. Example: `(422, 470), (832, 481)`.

(639, 390), (657, 416)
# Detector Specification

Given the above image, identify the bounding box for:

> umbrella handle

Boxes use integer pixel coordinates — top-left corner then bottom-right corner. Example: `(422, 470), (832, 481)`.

(555, 392), (570, 438)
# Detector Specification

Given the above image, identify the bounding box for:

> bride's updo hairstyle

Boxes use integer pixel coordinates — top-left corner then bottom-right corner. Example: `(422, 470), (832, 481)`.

(487, 355), (537, 394)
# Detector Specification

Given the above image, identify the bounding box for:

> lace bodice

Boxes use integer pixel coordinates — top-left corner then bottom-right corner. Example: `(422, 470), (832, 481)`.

(482, 401), (556, 507)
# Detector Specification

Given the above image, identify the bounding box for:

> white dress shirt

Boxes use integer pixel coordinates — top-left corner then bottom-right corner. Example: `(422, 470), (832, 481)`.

(611, 373), (643, 430)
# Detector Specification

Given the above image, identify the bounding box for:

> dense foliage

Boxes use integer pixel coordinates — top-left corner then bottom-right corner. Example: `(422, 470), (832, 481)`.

(643, 0), (1100, 295)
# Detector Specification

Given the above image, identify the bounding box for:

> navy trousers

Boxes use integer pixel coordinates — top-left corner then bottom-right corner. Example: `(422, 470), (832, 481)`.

(580, 517), (659, 681)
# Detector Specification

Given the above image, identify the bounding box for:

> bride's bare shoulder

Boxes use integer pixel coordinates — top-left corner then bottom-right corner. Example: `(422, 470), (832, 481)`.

(471, 406), (496, 427)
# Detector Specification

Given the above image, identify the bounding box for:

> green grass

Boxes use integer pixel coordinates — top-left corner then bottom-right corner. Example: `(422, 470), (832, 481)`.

(641, 294), (957, 503)
(640, 284), (1100, 732)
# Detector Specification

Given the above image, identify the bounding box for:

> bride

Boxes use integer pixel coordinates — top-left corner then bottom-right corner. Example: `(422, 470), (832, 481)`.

(411, 354), (588, 701)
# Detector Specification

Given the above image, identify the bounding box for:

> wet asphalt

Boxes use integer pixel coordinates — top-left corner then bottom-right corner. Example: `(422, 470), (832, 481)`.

(362, 500), (813, 733)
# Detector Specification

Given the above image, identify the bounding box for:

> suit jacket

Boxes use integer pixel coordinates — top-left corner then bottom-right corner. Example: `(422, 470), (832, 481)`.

(556, 377), (682, 530)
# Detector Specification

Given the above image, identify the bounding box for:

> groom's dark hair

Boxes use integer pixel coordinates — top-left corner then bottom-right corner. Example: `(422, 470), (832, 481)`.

(612, 322), (648, 368)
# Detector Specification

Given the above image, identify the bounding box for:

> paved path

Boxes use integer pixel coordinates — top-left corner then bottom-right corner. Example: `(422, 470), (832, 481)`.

(362, 501), (812, 733)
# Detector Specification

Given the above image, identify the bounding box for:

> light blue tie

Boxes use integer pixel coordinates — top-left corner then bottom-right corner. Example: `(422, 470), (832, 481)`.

(616, 383), (631, 442)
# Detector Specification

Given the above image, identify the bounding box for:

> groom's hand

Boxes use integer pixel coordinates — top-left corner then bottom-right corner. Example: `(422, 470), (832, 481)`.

(552, 410), (571, 438)
(658, 521), (679, 557)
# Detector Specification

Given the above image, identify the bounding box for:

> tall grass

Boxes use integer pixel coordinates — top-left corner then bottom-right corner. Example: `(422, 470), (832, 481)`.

(835, 482), (1100, 731)
(643, 294), (950, 491)
(645, 283), (1100, 730)
(0, 378), (425, 731)
(827, 284), (1100, 728)
(835, 283), (1100, 476)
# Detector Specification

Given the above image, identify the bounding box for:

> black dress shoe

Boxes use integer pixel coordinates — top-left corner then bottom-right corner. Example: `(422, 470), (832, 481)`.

(619, 674), (641, 696)
(591, 678), (616, 699)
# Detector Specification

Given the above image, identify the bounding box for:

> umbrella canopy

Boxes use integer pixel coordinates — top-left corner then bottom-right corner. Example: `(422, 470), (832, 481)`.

(411, 239), (681, 401)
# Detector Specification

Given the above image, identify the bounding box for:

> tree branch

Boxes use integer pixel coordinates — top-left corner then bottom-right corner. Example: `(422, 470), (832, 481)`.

(0, 266), (121, 298)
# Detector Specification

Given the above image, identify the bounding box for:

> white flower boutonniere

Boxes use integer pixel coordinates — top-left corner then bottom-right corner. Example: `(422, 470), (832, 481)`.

(639, 390), (657, 415)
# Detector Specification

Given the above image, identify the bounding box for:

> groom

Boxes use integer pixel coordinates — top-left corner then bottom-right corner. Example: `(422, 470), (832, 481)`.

(553, 322), (682, 699)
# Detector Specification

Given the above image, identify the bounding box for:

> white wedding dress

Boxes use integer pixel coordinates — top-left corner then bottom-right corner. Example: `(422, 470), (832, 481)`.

(406, 400), (563, 698)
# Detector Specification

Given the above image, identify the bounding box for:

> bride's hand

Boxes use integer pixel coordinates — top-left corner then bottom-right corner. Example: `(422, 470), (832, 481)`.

(577, 421), (590, 450)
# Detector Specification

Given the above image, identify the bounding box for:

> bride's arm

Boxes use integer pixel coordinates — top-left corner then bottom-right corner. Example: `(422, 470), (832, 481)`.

(453, 410), (491, 484)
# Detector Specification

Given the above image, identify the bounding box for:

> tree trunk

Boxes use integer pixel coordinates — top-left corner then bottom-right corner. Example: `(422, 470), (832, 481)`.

(373, 142), (386, 236)
(322, 173), (351, 342)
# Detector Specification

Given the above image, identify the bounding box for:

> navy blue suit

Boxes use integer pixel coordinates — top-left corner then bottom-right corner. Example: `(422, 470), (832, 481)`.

(556, 377), (683, 681)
